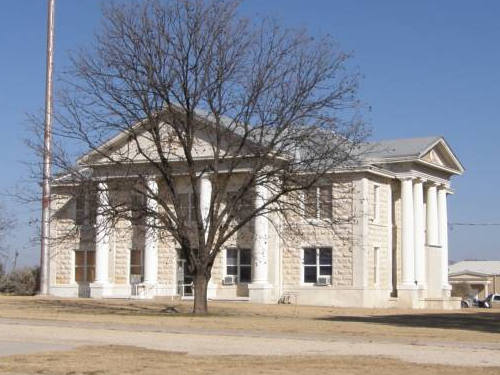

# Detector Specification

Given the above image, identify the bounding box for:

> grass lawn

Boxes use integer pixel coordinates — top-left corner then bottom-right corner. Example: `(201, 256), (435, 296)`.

(0, 295), (498, 343)
(0, 296), (499, 374)
(2, 345), (500, 375)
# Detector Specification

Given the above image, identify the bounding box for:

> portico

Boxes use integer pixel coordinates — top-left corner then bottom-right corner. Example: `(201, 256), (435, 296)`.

(398, 176), (451, 303)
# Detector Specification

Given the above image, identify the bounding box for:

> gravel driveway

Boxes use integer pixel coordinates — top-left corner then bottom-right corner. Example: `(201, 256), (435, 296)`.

(1, 317), (499, 367)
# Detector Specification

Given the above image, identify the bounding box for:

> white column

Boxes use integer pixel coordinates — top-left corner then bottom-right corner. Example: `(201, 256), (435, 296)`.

(199, 174), (212, 234)
(199, 174), (217, 299)
(425, 183), (439, 246)
(400, 178), (415, 287)
(253, 183), (269, 284)
(144, 178), (158, 285)
(438, 186), (450, 289)
(387, 182), (394, 292)
(95, 182), (110, 284)
(413, 179), (425, 287)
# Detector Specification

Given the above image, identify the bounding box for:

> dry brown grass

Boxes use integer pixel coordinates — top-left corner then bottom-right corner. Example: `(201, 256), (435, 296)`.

(0, 296), (498, 344)
(1, 345), (499, 375)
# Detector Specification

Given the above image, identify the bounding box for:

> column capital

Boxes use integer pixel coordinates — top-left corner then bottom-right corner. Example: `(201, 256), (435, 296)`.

(425, 180), (439, 188)
(398, 176), (414, 182)
(413, 177), (425, 184)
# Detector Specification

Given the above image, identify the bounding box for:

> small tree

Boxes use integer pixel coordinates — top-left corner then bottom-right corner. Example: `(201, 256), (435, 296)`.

(46, 0), (365, 313)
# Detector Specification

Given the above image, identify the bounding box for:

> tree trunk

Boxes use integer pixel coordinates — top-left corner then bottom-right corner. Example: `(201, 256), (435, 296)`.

(193, 272), (209, 314)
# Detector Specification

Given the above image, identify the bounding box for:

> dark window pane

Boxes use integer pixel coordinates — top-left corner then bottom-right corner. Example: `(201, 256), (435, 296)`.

(75, 267), (84, 282)
(320, 186), (332, 219)
(226, 266), (238, 276)
(319, 266), (332, 276)
(305, 189), (317, 218)
(88, 192), (97, 225)
(240, 266), (251, 282)
(131, 250), (142, 266)
(178, 193), (189, 221)
(130, 266), (142, 275)
(227, 249), (237, 265)
(87, 251), (95, 266)
(240, 249), (251, 265)
(304, 248), (316, 265)
(304, 266), (317, 283)
(319, 248), (332, 265)
(87, 266), (95, 282)
(75, 195), (85, 225)
(190, 194), (196, 222)
(75, 252), (85, 267)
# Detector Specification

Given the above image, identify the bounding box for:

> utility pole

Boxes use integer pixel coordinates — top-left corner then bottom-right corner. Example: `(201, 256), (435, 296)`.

(40, 0), (56, 295)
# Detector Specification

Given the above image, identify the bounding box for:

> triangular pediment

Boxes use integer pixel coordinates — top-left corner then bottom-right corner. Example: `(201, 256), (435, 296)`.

(449, 270), (490, 280)
(418, 138), (464, 175)
(78, 117), (253, 166)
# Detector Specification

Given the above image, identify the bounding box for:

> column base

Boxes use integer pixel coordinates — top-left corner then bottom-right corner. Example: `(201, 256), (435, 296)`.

(207, 281), (217, 299)
(397, 284), (422, 308)
(89, 282), (114, 298)
(131, 283), (157, 299)
(248, 282), (274, 304)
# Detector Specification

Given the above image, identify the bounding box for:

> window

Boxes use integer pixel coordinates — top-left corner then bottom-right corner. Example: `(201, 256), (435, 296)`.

(75, 190), (97, 226)
(304, 186), (332, 220)
(225, 192), (253, 222)
(303, 247), (332, 283)
(226, 248), (252, 283)
(373, 185), (380, 222)
(75, 249), (95, 283)
(131, 193), (145, 225)
(178, 193), (196, 222)
(75, 195), (85, 225)
(373, 247), (380, 285)
(130, 249), (143, 283)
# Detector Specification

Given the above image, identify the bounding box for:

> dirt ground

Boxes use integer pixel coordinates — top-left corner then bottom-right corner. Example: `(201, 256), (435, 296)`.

(0, 296), (499, 374)
(2, 345), (500, 375)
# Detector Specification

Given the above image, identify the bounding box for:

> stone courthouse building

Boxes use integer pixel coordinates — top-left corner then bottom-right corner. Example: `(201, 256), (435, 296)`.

(47, 122), (464, 309)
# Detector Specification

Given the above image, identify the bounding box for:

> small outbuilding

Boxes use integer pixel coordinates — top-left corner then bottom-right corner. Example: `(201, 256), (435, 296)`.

(449, 261), (500, 299)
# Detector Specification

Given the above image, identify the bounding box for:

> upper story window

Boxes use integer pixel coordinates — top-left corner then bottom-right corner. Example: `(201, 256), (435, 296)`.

(75, 195), (85, 225)
(305, 186), (332, 220)
(178, 192), (196, 222)
(303, 247), (332, 284)
(75, 191), (96, 226)
(226, 248), (252, 283)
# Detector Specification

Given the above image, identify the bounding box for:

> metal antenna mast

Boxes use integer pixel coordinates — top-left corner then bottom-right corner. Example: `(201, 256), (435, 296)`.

(40, 0), (56, 295)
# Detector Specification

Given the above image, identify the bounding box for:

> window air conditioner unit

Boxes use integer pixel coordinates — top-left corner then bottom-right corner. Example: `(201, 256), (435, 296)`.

(316, 276), (331, 286)
(222, 275), (236, 285)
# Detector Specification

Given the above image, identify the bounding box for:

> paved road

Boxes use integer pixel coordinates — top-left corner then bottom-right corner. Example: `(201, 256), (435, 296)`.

(0, 317), (499, 367)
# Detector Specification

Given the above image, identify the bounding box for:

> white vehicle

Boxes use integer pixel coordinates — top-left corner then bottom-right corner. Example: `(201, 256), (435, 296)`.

(484, 294), (500, 309)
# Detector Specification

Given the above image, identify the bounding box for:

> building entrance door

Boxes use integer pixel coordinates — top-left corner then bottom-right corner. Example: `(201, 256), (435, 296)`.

(177, 259), (193, 297)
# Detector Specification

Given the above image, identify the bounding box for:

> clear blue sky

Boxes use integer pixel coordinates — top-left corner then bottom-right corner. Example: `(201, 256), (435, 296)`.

(1, 0), (499, 267)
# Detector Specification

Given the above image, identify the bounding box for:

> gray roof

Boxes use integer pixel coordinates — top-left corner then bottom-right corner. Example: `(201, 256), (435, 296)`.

(449, 261), (500, 276)
(356, 136), (442, 161)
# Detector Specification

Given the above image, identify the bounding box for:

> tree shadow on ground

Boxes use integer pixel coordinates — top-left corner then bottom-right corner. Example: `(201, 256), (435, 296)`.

(26, 299), (192, 316)
(317, 312), (500, 334)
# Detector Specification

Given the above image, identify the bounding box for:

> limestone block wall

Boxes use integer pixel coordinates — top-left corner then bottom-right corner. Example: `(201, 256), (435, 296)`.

(157, 231), (177, 288)
(113, 220), (132, 285)
(51, 192), (79, 285)
(366, 177), (392, 289)
(281, 175), (354, 288)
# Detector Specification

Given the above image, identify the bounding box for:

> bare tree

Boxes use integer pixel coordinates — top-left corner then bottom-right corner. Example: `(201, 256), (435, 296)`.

(47, 0), (365, 313)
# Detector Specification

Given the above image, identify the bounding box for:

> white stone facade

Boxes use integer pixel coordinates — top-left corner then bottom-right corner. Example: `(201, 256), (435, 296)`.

(47, 135), (464, 309)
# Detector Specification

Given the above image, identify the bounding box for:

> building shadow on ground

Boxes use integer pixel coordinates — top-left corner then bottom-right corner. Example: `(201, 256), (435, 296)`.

(317, 312), (500, 334)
